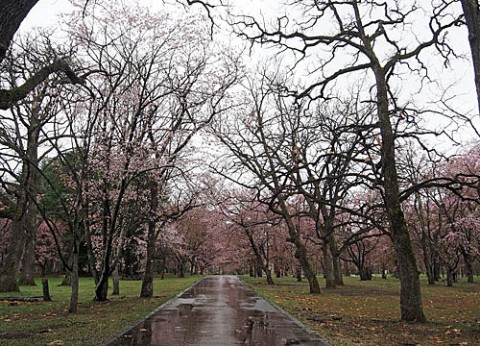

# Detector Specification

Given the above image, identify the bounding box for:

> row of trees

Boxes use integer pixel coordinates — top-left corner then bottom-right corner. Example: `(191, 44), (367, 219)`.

(0, 1), (239, 313)
(0, 0), (479, 325)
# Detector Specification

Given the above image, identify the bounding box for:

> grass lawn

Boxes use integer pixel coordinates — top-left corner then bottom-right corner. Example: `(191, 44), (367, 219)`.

(0, 275), (201, 346)
(241, 275), (480, 346)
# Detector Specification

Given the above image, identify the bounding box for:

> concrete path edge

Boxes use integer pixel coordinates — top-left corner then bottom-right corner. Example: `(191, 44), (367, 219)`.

(98, 276), (208, 346)
(239, 278), (332, 346)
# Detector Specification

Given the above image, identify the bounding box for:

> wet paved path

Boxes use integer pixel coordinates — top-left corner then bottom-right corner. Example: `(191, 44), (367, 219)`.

(103, 275), (330, 346)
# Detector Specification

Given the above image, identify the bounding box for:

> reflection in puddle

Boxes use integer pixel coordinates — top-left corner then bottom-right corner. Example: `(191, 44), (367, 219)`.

(103, 276), (329, 346)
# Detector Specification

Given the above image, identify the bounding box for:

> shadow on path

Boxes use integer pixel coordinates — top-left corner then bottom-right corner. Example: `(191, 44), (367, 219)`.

(102, 275), (330, 346)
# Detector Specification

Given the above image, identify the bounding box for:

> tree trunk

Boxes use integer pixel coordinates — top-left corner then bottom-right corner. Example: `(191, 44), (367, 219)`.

(178, 260), (185, 278)
(446, 268), (454, 287)
(83, 200), (100, 284)
(332, 253), (344, 286)
(417, 193), (434, 285)
(265, 269), (274, 285)
(295, 244), (320, 293)
(462, 250), (474, 283)
(0, 220), (25, 292)
(160, 257), (166, 280)
(280, 203), (319, 293)
(59, 274), (71, 286)
(422, 241), (435, 285)
(42, 277), (52, 302)
(244, 228), (273, 284)
(140, 236), (156, 298)
(344, 260), (351, 276)
(359, 267), (372, 281)
(95, 276), (109, 301)
(112, 266), (120, 295)
(18, 218), (36, 286)
(256, 262), (263, 277)
(141, 178), (158, 298)
(295, 265), (302, 282)
(322, 241), (336, 288)
(249, 264), (255, 277)
(0, 0), (39, 64)
(374, 65), (426, 322)
(18, 103), (41, 286)
(460, 0), (480, 117)
(68, 244), (79, 313)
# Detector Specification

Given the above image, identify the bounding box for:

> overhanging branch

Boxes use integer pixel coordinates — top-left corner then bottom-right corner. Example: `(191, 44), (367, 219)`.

(0, 59), (84, 109)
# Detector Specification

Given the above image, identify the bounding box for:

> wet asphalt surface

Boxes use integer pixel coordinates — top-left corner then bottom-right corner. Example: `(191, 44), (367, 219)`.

(103, 275), (330, 346)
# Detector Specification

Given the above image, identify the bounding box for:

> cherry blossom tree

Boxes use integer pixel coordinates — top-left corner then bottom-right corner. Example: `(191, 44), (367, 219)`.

(59, 0), (240, 301)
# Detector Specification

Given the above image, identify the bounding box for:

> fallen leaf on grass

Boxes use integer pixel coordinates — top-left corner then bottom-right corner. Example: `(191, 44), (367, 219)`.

(47, 340), (64, 346)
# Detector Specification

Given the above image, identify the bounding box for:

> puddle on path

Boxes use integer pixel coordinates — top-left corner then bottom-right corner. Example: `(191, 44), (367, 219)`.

(104, 276), (329, 346)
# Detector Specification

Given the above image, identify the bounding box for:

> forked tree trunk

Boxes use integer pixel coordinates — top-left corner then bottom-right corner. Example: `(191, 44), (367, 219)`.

(279, 201), (320, 293)
(322, 241), (336, 289)
(265, 269), (274, 285)
(244, 229), (273, 284)
(95, 276), (109, 302)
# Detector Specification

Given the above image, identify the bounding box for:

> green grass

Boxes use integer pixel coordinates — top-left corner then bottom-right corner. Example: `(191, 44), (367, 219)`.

(241, 275), (480, 346)
(0, 275), (201, 346)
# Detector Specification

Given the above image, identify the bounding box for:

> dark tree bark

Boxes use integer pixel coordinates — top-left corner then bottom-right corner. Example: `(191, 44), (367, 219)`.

(41, 277), (52, 302)
(140, 179), (159, 298)
(0, 220), (25, 292)
(18, 99), (42, 286)
(322, 241), (336, 288)
(463, 253), (474, 283)
(0, 0), (39, 64)
(112, 266), (120, 295)
(460, 0), (480, 116)
(330, 238), (344, 286)
(243, 226), (274, 285)
(373, 65), (425, 322)
(0, 59), (84, 109)
(18, 233), (36, 286)
(68, 241), (79, 313)
(295, 265), (302, 282)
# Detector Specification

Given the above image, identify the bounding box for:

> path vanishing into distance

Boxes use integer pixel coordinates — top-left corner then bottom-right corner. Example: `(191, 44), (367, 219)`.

(103, 276), (330, 346)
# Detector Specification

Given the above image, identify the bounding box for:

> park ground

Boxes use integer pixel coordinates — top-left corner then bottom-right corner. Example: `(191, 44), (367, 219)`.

(0, 275), (479, 345)
(0, 276), (199, 346)
(242, 275), (480, 346)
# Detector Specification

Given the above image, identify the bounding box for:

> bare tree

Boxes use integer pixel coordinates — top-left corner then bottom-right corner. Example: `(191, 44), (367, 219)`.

(229, 0), (466, 322)
(0, 34), (78, 292)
